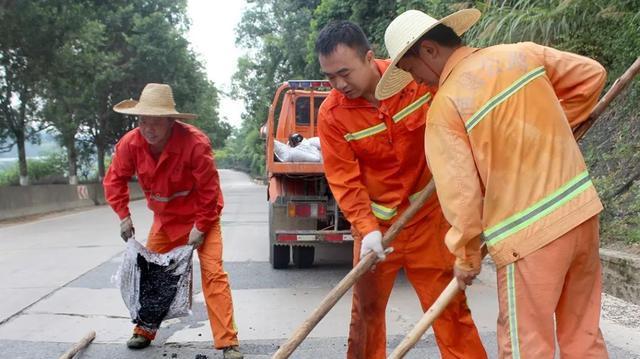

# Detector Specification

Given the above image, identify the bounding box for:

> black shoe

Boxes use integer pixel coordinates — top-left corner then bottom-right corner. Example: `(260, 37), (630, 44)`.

(126, 334), (151, 349)
(222, 345), (244, 359)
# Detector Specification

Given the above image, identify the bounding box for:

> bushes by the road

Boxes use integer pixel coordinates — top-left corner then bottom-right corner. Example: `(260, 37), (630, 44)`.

(0, 150), (103, 186)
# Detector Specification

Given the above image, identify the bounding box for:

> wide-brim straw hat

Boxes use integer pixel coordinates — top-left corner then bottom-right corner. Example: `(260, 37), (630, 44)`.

(113, 83), (197, 120)
(375, 8), (481, 100)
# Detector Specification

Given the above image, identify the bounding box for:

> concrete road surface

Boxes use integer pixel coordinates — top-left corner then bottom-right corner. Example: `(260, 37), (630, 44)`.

(0, 169), (639, 358)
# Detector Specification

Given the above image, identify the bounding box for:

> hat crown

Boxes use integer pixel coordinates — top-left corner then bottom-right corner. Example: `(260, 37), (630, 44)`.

(138, 83), (177, 111)
(385, 10), (439, 59)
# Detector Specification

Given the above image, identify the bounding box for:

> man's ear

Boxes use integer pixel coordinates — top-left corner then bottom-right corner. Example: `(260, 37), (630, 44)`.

(419, 39), (439, 61)
(365, 49), (375, 63)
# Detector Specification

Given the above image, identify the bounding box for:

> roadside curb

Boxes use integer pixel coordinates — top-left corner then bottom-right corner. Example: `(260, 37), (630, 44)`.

(600, 248), (640, 305)
(480, 248), (640, 306)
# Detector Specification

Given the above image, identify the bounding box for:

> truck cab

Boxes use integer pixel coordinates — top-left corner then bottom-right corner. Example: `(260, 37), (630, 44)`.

(265, 80), (352, 269)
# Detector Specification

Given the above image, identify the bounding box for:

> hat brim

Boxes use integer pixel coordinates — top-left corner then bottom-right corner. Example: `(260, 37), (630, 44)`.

(113, 99), (198, 120)
(376, 9), (481, 100)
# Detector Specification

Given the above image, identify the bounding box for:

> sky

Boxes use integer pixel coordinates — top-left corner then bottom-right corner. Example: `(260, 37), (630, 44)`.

(186, 0), (246, 129)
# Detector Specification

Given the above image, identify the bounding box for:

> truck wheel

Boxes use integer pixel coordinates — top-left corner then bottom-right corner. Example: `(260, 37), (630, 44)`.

(292, 246), (315, 268)
(272, 245), (290, 269)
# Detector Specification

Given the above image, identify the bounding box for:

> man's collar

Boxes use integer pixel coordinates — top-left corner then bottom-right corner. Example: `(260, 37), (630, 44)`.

(439, 46), (480, 86)
(162, 121), (183, 154)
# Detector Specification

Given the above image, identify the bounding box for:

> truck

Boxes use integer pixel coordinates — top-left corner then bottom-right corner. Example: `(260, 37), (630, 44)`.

(264, 80), (352, 269)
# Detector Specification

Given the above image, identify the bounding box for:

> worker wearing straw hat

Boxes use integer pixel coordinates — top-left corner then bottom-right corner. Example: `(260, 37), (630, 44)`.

(103, 83), (244, 359)
(377, 8), (609, 358)
(315, 21), (487, 359)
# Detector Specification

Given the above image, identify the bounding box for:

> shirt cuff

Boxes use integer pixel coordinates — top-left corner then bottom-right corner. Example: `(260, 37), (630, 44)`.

(116, 208), (131, 221)
(455, 252), (482, 272)
(354, 218), (381, 239)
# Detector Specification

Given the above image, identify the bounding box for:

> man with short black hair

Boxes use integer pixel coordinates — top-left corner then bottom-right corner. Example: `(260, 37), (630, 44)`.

(316, 20), (487, 359)
(377, 8), (609, 358)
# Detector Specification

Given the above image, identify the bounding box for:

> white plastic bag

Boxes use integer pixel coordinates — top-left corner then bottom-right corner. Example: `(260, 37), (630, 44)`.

(273, 137), (323, 162)
(114, 239), (193, 331)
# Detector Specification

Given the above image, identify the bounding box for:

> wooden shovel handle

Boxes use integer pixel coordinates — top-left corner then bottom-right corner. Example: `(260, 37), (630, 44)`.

(574, 57), (640, 141)
(58, 330), (96, 359)
(271, 181), (436, 359)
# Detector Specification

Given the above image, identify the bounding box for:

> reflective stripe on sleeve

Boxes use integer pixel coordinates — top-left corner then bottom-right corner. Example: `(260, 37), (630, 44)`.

(344, 123), (387, 142)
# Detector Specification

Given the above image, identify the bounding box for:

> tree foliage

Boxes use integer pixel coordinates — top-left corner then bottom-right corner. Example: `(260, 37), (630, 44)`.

(0, 0), (231, 184)
(231, 0), (640, 243)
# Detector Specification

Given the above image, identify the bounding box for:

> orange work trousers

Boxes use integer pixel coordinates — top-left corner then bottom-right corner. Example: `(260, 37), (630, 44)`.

(348, 208), (487, 359)
(133, 219), (239, 349)
(496, 215), (608, 358)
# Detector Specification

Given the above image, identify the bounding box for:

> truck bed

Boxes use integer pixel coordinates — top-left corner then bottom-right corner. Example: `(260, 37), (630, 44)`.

(269, 161), (324, 174)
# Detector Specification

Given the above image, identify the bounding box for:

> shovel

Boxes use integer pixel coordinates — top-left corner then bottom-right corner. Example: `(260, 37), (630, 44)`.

(271, 181), (436, 359)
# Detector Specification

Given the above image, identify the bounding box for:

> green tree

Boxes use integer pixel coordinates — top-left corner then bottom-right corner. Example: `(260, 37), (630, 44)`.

(231, 0), (321, 176)
(229, 0), (640, 246)
(42, 3), (113, 184)
(0, 1), (55, 185)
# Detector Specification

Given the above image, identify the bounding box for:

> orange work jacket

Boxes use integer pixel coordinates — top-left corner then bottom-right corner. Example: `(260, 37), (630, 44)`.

(104, 121), (223, 240)
(318, 59), (439, 237)
(425, 43), (607, 270)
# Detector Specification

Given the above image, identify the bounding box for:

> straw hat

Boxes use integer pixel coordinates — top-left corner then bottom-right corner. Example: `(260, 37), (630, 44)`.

(113, 83), (197, 120)
(375, 8), (481, 100)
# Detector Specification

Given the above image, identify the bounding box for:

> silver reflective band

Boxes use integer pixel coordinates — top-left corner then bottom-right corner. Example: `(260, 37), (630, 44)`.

(150, 190), (191, 202)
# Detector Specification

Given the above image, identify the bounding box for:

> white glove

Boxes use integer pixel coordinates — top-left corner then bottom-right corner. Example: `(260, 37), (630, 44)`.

(188, 227), (205, 248)
(359, 230), (386, 261)
(120, 216), (134, 242)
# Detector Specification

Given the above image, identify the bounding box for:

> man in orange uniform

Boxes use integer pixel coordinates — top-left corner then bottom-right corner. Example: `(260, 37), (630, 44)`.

(103, 83), (244, 359)
(377, 9), (609, 358)
(315, 21), (487, 359)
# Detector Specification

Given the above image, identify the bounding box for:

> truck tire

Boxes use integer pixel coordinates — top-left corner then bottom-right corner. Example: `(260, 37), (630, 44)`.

(272, 245), (290, 269)
(292, 246), (315, 268)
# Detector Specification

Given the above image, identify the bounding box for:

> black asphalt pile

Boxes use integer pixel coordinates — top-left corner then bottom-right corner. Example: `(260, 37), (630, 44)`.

(134, 253), (182, 330)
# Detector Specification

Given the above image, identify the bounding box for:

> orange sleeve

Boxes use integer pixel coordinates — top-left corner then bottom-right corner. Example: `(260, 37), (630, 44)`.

(530, 43), (607, 127)
(318, 106), (380, 236)
(191, 140), (222, 233)
(425, 95), (483, 271)
(103, 139), (135, 220)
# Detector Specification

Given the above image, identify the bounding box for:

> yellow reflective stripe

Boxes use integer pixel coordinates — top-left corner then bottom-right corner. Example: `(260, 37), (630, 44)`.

(485, 171), (593, 246)
(371, 202), (397, 220)
(372, 184), (429, 221)
(393, 92), (432, 123)
(344, 123), (387, 142)
(507, 263), (521, 358)
(465, 66), (546, 132)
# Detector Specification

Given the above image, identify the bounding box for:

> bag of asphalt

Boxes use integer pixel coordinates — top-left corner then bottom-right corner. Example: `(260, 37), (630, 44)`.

(113, 239), (193, 332)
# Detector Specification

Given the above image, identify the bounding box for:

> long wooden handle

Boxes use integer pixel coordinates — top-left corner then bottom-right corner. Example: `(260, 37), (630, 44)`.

(58, 330), (96, 359)
(573, 57), (640, 140)
(388, 245), (488, 359)
(388, 56), (640, 359)
(271, 181), (436, 359)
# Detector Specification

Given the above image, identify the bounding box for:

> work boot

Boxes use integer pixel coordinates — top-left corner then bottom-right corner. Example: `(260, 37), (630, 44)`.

(126, 334), (151, 349)
(222, 345), (244, 359)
